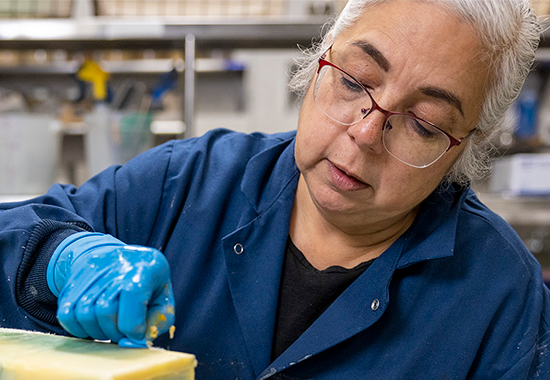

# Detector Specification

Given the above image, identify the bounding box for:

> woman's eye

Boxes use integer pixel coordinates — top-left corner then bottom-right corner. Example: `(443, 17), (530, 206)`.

(410, 119), (438, 139)
(340, 76), (364, 92)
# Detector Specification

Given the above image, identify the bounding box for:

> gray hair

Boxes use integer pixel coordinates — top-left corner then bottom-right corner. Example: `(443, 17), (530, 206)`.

(289, 0), (541, 185)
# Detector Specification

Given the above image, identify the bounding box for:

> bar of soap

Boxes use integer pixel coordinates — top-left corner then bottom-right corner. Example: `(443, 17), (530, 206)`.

(0, 328), (196, 380)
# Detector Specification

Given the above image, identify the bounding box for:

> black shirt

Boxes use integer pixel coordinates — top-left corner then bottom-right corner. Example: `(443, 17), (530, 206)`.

(271, 237), (374, 361)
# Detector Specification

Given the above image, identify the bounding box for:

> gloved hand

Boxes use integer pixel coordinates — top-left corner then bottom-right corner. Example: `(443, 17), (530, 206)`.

(47, 232), (175, 348)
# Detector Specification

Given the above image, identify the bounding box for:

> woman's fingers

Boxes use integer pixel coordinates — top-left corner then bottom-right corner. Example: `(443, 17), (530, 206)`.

(117, 281), (149, 342)
(57, 298), (89, 339)
(95, 282), (125, 343)
(146, 283), (176, 340)
(74, 291), (109, 341)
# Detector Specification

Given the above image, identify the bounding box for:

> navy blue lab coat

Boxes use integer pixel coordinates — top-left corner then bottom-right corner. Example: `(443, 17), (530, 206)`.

(1, 129), (549, 379)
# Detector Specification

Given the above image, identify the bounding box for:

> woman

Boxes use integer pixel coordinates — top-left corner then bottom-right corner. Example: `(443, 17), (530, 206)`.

(1, 0), (548, 379)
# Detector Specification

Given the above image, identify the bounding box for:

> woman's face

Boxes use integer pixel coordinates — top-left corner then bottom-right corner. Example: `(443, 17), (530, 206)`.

(295, 0), (490, 232)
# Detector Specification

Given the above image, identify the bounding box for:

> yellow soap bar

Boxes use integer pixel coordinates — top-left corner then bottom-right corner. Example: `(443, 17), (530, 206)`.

(0, 328), (196, 380)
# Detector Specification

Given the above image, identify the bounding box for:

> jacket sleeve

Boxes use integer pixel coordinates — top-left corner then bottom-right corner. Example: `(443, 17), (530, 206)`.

(0, 141), (176, 333)
(493, 285), (550, 380)
(527, 285), (550, 379)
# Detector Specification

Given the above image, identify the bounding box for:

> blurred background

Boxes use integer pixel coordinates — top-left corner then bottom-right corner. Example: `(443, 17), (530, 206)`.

(1, 0), (550, 280)
(0, 0), (347, 192)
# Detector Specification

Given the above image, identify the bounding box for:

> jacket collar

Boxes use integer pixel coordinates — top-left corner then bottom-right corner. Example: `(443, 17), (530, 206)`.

(398, 183), (470, 268)
(240, 133), (299, 215)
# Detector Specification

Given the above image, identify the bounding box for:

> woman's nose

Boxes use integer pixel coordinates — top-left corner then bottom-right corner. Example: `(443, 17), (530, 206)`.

(347, 110), (386, 154)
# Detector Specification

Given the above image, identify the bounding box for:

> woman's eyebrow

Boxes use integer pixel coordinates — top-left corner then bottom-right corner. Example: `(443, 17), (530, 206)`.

(350, 40), (391, 72)
(421, 86), (465, 117)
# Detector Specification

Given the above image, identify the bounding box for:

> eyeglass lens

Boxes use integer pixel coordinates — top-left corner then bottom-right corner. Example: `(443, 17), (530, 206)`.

(313, 64), (451, 168)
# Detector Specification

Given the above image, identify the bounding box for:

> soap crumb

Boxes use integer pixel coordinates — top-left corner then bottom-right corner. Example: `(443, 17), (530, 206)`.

(149, 325), (159, 339)
(169, 325), (176, 339)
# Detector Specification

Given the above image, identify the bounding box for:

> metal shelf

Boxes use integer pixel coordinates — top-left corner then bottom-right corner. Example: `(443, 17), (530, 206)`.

(0, 58), (244, 75)
(0, 61), (81, 75)
(0, 17), (327, 50)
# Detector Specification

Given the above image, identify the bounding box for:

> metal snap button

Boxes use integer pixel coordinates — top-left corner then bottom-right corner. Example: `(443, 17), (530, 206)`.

(234, 243), (244, 255)
(371, 299), (380, 311)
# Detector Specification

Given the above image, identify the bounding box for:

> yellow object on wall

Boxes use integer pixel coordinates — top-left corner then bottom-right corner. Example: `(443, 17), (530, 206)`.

(77, 60), (110, 101)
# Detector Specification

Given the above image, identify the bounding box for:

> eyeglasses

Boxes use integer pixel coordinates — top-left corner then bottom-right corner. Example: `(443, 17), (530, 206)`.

(313, 49), (476, 168)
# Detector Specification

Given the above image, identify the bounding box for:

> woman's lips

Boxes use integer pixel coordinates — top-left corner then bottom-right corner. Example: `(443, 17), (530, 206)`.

(327, 160), (368, 191)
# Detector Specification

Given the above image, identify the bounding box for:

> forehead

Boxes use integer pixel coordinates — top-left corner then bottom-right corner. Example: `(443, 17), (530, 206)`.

(332, 0), (491, 127)
(333, 1), (488, 74)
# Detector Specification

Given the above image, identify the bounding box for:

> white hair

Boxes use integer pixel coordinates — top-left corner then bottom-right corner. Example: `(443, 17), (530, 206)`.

(289, 0), (541, 185)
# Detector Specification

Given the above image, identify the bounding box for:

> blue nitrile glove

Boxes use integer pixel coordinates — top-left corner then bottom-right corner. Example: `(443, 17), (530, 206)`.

(47, 232), (175, 348)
